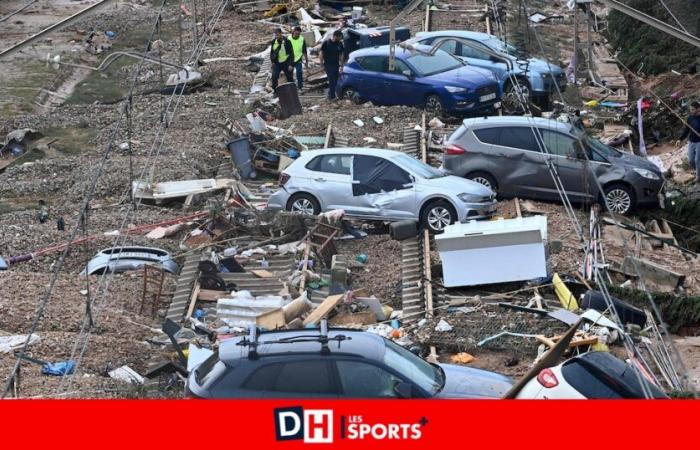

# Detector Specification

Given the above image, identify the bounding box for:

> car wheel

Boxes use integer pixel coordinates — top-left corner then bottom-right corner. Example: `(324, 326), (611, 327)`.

(342, 87), (361, 104)
(424, 95), (444, 116)
(466, 172), (497, 194)
(421, 200), (456, 233)
(502, 80), (531, 115)
(287, 193), (320, 216)
(603, 184), (635, 215)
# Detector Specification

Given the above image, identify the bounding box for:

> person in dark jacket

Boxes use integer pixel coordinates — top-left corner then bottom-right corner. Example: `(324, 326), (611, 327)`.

(270, 28), (293, 91)
(677, 101), (700, 181)
(320, 30), (346, 100)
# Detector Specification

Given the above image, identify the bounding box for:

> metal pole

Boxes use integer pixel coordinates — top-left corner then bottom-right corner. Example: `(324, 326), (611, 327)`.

(179, 13), (184, 67)
(573, 4), (578, 83)
(192, 0), (199, 53)
(586, 4), (592, 72)
(203, 0), (207, 34)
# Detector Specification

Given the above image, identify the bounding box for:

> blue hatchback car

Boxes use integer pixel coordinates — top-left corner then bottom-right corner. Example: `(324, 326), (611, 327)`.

(409, 31), (567, 111)
(336, 44), (501, 116)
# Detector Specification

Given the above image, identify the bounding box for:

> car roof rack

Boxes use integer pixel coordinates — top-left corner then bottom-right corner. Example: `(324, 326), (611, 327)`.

(237, 319), (351, 360)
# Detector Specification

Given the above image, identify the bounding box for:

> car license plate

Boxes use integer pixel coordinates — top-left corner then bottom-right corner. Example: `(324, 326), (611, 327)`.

(479, 93), (496, 102)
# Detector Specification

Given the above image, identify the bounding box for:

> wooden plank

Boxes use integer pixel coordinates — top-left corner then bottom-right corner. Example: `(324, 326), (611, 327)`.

(302, 294), (344, 326)
(256, 308), (286, 330)
(299, 242), (312, 290)
(251, 269), (274, 278)
(198, 289), (227, 302)
(185, 282), (201, 320)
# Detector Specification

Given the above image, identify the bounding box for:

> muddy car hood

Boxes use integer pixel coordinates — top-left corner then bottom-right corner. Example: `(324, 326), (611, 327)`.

(434, 363), (513, 399)
(417, 174), (494, 197)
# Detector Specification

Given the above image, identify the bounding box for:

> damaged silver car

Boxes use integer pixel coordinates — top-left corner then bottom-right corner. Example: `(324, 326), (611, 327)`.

(266, 148), (497, 232)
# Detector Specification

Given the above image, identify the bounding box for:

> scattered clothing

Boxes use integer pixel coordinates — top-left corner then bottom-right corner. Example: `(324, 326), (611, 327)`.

(42, 360), (76, 376)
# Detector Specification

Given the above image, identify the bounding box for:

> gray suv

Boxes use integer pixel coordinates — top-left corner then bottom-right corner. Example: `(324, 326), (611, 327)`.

(186, 328), (513, 399)
(442, 116), (664, 215)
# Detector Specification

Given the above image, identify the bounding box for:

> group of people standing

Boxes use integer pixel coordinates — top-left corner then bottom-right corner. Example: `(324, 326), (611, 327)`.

(269, 27), (346, 100)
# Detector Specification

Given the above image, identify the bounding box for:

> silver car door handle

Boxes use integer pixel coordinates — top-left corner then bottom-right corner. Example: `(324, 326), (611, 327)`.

(313, 177), (326, 182)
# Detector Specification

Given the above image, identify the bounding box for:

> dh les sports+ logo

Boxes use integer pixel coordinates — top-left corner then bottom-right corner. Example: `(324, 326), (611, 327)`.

(274, 406), (427, 443)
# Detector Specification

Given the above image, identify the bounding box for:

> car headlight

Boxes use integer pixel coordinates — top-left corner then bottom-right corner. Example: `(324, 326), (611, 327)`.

(445, 86), (467, 93)
(458, 193), (482, 203)
(633, 168), (660, 180)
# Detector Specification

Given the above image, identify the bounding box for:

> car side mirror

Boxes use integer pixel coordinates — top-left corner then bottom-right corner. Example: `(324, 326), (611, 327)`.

(393, 381), (413, 399)
(402, 69), (414, 80)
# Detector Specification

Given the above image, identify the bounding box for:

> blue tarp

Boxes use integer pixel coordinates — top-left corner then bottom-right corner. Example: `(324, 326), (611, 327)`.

(42, 360), (76, 376)
(0, 256), (7, 270)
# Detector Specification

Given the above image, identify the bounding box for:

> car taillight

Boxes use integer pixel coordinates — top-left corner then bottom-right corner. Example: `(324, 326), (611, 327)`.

(444, 144), (466, 155)
(537, 368), (559, 388)
(279, 172), (290, 186)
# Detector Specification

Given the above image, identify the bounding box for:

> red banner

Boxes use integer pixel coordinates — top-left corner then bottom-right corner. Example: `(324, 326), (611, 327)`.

(0, 399), (695, 448)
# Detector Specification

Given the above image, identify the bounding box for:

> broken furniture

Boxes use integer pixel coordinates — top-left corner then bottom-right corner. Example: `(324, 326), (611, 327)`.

(436, 216), (548, 287)
(141, 265), (166, 317)
(304, 220), (341, 268)
(132, 178), (237, 204)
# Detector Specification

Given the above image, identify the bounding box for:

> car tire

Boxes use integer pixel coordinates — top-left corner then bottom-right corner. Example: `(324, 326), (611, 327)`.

(424, 95), (444, 116)
(286, 193), (320, 216)
(421, 200), (456, 233)
(603, 184), (635, 215)
(342, 87), (362, 104)
(502, 79), (531, 115)
(466, 172), (497, 194)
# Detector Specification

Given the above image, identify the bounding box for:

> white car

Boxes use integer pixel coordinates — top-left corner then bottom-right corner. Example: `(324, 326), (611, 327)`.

(516, 351), (667, 399)
(266, 148), (497, 232)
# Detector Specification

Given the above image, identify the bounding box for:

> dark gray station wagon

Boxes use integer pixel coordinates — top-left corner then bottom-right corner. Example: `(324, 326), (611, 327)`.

(442, 116), (664, 215)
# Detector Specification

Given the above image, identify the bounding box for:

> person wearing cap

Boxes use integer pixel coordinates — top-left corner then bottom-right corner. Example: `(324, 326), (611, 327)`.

(288, 26), (308, 91)
(269, 28), (293, 91)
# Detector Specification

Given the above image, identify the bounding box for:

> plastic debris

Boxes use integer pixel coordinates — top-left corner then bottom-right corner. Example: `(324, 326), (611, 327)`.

(435, 319), (453, 332)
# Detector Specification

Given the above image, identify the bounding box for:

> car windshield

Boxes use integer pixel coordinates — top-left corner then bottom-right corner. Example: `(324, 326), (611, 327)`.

(580, 132), (622, 160)
(383, 339), (443, 394)
(406, 49), (462, 76)
(483, 37), (518, 56)
(392, 153), (447, 179)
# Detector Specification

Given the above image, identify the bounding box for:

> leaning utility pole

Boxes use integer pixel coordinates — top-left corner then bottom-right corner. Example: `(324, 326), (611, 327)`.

(389, 0), (425, 71)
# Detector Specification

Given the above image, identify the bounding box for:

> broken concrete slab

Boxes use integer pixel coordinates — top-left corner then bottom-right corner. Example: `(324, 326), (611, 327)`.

(620, 256), (685, 292)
